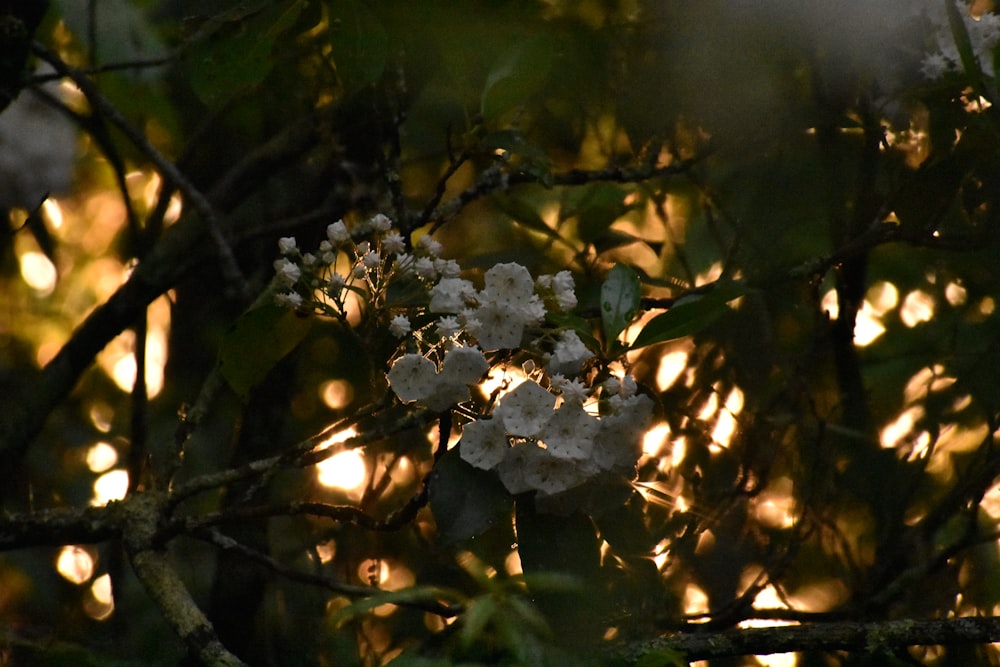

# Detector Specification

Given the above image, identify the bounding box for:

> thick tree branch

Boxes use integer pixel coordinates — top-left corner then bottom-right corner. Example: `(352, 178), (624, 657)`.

(615, 616), (1000, 663)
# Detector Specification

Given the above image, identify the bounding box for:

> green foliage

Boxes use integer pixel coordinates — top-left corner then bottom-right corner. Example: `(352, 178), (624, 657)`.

(218, 303), (313, 400)
(429, 447), (513, 546)
(630, 283), (748, 350)
(600, 263), (641, 353)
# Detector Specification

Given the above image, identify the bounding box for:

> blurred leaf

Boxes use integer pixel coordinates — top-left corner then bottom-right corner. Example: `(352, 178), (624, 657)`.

(515, 503), (600, 579)
(492, 193), (563, 242)
(219, 304), (313, 401)
(630, 283), (747, 350)
(601, 263), (641, 351)
(574, 184), (631, 244)
(54, 0), (167, 68)
(481, 34), (554, 122)
(429, 447), (513, 546)
(459, 595), (498, 648)
(329, 585), (463, 628)
(635, 648), (687, 667)
(327, 0), (389, 92)
(187, 0), (305, 107)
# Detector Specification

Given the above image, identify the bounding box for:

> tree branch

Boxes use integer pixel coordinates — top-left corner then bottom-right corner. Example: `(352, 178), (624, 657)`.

(614, 617), (1000, 663)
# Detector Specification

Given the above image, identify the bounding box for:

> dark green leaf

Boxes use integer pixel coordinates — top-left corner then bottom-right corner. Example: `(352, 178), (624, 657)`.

(492, 193), (564, 242)
(188, 0), (305, 107)
(601, 263), (641, 349)
(327, 0), (389, 92)
(429, 447), (513, 546)
(635, 648), (687, 667)
(481, 35), (554, 122)
(630, 283), (747, 350)
(219, 304), (313, 401)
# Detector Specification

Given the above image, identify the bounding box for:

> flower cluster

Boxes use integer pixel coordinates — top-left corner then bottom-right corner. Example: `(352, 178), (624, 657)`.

(919, 2), (1000, 80)
(460, 376), (653, 497)
(270, 214), (436, 323)
(273, 217), (654, 505)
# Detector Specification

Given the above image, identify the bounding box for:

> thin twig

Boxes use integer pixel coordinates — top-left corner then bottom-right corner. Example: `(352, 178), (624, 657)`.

(31, 42), (253, 302)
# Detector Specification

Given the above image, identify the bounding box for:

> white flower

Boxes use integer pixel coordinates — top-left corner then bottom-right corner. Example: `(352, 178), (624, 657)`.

(371, 213), (392, 231)
(356, 241), (371, 255)
(387, 354), (438, 403)
(434, 258), (462, 279)
(460, 419), (509, 470)
(389, 314), (411, 338)
(415, 257), (437, 280)
(352, 263), (368, 278)
(429, 278), (476, 313)
(362, 250), (381, 269)
(274, 291), (303, 308)
(382, 232), (406, 255)
(496, 442), (546, 494)
(440, 345), (489, 385)
(327, 220), (351, 244)
(523, 450), (586, 495)
(274, 258), (301, 287)
(521, 294), (547, 325)
(471, 302), (525, 350)
(920, 52), (952, 80)
(552, 270), (577, 311)
(495, 381), (555, 437)
(417, 235), (443, 257)
(278, 236), (297, 255)
(539, 402), (598, 460)
(619, 374), (638, 398)
(592, 394), (653, 470)
(548, 330), (593, 376)
(551, 374), (589, 403)
(436, 315), (461, 339)
(483, 262), (534, 306)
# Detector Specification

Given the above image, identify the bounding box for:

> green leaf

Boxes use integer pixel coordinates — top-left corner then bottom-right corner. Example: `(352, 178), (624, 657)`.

(635, 648), (687, 667)
(600, 263), (641, 350)
(574, 183), (631, 244)
(329, 586), (463, 629)
(481, 34), (554, 122)
(429, 447), (513, 546)
(492, 193), (564, 242)
(327, 0), (389, 92)
(218, 304), (313, 401)
(188, 0), (305, 107)
(629, 283), (747, 350)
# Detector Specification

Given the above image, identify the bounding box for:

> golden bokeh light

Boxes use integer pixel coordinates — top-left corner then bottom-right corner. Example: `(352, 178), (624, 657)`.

(317, 449), (367, 491)
(683, 582), (710, 616)
(56, 545), (94, 584)
(880, 406), (924, 449)
(655, 350), (689, 391)
(643, 422), (671, 457)
(479, 363), (528, 400)
(320, 379), (354, 409)
(86, 441), (118, 473)
(84, 574), (115, 621)
(97, 296), (171, 398)
(900, 290), (935, 327)
(504, 549), (523, 576)
(18, 251), (58, 295)
(92, 469), (129, 506)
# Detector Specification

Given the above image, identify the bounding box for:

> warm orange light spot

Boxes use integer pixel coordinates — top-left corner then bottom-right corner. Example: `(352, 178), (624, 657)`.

(504, 549), (523, 576)
(683, 583), (710, 616)
(655, 350), (688, 391)
(317, 449), (367, 491)
(945, 281), (967, 306)
(881, 406), (924, 449)
(85, 574), (114, 621)
(18, 251), (57, 295)
(92, 469), (129, 506)
(900, 290), (935, 327)
(56, 546), (94, 584)
(320, 379), (353, 409)
(315, 540), (336, 564)
(643, 423), (671, 457)
(86, 442), (118, 473)
(479, 364), (528, 400)
(88, 403), (114, 433)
